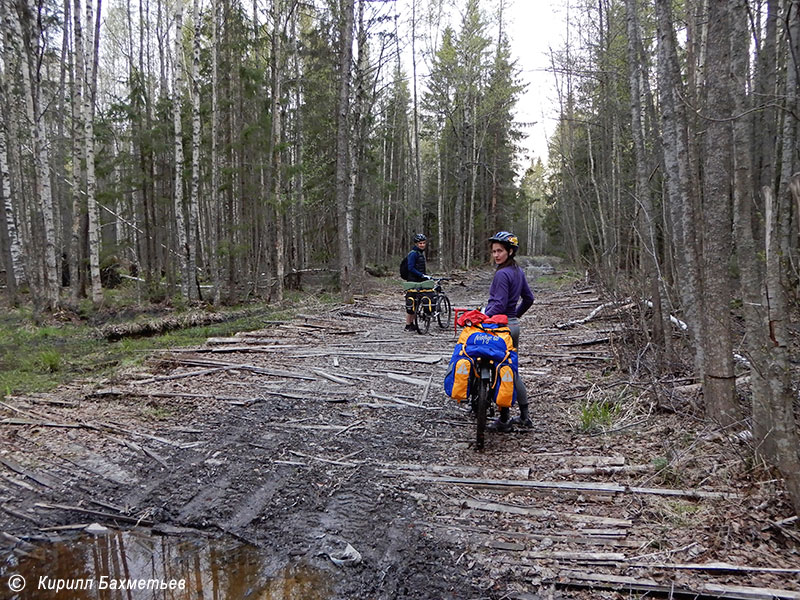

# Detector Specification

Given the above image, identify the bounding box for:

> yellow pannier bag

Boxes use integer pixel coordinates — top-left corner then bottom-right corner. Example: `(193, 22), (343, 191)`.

(444, 352), (473, 401)
(494, 362), (516, 408)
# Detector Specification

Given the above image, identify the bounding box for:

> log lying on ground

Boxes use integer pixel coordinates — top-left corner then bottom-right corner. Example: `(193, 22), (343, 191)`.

(96, 309), (272, 341)
(556, 299), (634, 329)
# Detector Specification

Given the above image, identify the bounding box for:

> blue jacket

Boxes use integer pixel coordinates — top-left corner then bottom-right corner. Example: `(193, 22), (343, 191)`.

(485, 264), (534, 319)
(406, 247), (427, 282)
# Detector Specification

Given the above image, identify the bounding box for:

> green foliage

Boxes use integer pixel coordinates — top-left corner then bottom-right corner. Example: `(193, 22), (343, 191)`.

(33, 350), (62, 373)
(577, 398), (620, 433)
(0, 303), (290, 395)
(536, 268), (583, 289)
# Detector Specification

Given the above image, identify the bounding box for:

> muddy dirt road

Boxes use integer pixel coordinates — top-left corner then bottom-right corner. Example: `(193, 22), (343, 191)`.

(1, 266), (799, 599)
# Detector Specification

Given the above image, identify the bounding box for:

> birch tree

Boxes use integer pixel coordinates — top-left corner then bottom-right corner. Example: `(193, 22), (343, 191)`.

(187, 0), (200, 301)
(0, 18), (23, 302)
(12, 0), (60, 311)
(83, 0), (103, 304)
(172, 0), (189, 298)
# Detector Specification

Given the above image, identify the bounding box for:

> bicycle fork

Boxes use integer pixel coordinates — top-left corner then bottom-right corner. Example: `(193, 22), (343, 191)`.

(473, 357), (495, 450)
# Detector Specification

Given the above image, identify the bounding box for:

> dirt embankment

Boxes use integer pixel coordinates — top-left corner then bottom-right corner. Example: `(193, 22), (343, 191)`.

(1, 267), (798, 599)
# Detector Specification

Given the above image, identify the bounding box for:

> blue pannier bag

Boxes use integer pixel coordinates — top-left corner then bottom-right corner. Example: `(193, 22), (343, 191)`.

(462, 323), (510, 363)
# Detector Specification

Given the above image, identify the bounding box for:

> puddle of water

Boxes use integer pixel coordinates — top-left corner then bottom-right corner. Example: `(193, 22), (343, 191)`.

(1, 531), (331, 600)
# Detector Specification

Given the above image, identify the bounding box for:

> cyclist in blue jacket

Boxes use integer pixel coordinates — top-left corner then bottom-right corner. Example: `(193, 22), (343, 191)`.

(484, 231), (534, 432)
(405, 233), (431, 331)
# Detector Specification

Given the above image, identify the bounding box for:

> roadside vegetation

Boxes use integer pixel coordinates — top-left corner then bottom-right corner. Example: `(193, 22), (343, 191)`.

(0, 286), (328, 396)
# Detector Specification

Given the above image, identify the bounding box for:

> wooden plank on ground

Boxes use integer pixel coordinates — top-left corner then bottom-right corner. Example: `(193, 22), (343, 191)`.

(459, 498), (632, 527)
(423, 475), (738, 500)
(290, 351), (442, 364)
(381, 463), (531, 480)
(549, 569), (800, 600)
(0, 457), (57, 488)
(626, 562), (800, 575)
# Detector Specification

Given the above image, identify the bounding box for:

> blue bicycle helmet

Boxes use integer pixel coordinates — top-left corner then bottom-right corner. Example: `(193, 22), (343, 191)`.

(488, 231), (519, 250)
(414, 233), (427, 242)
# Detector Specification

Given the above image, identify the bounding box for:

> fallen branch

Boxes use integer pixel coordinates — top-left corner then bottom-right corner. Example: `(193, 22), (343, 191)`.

(130, 366), (233, 384)
(556, 299), (633, 329)
(385, 373), (431, 386)
(312, 369), (352, 385)
(288, 450), (362, 467)
(34, 502), (154, 526)
(332, 420), (366, 438)
(157, 356), (317, 380)
(369, 390), (441, 410)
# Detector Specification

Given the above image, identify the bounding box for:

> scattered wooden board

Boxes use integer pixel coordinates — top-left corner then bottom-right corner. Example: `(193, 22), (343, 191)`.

(458, 498), (632, 527)
(423, 475), (738, 500)
(549, 569), (800, 600)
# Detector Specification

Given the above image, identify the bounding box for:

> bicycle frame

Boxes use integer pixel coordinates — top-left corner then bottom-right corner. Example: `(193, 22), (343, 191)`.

(414, 277), (451, 334)
(470, 355), (495, 451)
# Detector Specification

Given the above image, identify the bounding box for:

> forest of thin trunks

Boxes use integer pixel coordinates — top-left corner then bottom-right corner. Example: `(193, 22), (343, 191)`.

(1, 0), (799, 513)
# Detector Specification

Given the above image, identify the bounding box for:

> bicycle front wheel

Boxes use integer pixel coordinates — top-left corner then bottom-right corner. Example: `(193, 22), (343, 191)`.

(475, 377), (489, 450)
(415, 308), (431, 334)
(436, 295), (452, 329)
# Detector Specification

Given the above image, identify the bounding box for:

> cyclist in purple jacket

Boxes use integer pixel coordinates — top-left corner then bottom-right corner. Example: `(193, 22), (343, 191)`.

(484, 231), (534, 432)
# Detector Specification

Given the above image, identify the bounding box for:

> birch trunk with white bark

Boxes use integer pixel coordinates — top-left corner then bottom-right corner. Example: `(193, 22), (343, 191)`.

(187, 0), (200, 301)
(69, 0), (85, 303)
(0, 27), (23, 296)
(83, 0), (103, 304)
(14, 0), (59, 310)
(172, 0), (188, 298)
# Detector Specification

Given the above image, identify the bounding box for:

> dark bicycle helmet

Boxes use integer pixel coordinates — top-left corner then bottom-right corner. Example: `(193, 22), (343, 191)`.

(488, 231), (519, 249)
(413, 233), (427, 242)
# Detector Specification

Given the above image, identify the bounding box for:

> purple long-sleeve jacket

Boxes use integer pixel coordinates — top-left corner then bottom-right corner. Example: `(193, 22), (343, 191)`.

(485, 264), (534, 319)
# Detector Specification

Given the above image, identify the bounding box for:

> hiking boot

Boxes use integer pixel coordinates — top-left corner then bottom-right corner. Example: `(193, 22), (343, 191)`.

(404, 323), (418, 332)
(510, 416), (533, 429)
(487, 406), (513, 432)
(487, 416), (514, 433)
(511, 403), (533, 429)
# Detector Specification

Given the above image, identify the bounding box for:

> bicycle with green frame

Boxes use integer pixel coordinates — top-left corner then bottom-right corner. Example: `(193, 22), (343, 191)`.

(413, 277), (452, 334)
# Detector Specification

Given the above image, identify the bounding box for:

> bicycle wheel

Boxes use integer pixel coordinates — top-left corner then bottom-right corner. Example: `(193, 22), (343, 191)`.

(475, 377), (489, 450)
(414, 307), (431, 334)
(436, 295), (452, 329)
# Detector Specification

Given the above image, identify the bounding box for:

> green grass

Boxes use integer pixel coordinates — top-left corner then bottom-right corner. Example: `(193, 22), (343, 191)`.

(535, 269), (583, 288)
(0, 304), (287, 396)
(577, 398), (620, 433)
